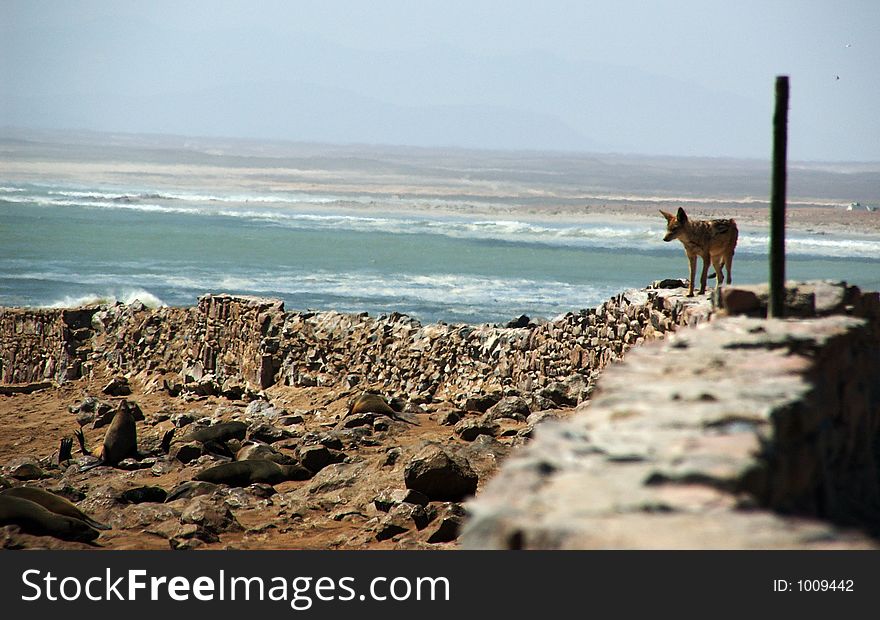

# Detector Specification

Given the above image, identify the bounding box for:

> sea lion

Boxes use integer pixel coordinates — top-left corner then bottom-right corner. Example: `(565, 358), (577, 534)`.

(194, 459), (312, 487)
(0, 495), (100, 543)
(184, 421), (248, 444)
(347, 392), (419, 425)
(74, 401), (138, 466)
(169, 421), (248, 458)
(164, 481), (219, 503)
(0, 487), (111, 530)
(235, 441), (293, 464)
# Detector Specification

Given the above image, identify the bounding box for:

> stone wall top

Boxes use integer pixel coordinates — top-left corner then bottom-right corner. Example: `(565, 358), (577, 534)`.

(461, 303), (880, 549)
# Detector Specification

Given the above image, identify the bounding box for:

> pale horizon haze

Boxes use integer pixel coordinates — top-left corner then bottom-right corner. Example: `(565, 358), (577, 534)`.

(2, 0), (879, 161)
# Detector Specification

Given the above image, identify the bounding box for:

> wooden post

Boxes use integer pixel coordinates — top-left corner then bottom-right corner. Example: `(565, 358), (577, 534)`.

(769, 75), (789, 318)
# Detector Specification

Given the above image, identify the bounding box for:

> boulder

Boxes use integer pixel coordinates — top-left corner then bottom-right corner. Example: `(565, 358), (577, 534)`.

(375, 503), (434, 541)
(177, 495), (242, 542)
(453, 417), (500, 441)
(374, 488), (430, 512)
(404, 444), (478, 501)
(485, 396), (531, 421)
(505, 314), (530, 328)
(298, 445), (344, 474)
(120, 486), (168, 504)
(169, 442), (204, 464)
(102, 376), (131, 397)
(464, 393), (501, 413)
(424, 502), (467, 544)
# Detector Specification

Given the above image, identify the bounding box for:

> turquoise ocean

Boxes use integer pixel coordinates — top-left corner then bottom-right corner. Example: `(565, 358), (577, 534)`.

(2, 181), (879, 325)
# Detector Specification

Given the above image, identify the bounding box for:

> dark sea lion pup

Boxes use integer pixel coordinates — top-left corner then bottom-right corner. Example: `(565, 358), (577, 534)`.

(194, 459), (311, 487)
(1, 487), (111, 530)
(74, 401), (138, 467)
(0, 495), (100, 543)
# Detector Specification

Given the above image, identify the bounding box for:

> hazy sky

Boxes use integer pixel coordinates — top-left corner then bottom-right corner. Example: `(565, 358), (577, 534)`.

(2, 0), (878, 160)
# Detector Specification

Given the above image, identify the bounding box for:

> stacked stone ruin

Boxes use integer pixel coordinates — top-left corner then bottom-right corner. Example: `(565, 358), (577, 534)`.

(0, 285), (714, 403)
(462, 281), (880, 548)
(0, 307), (96, 384)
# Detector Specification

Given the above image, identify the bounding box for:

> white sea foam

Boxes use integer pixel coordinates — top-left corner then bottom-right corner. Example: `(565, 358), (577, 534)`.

(42, 186), (360, 205)
(46, 289), (166, 309)
(47, 189), (173, 202)
(5, 182), (880, 260)
(15, 266), (614, 320)
(209, 270), (619, 314)
(62, 268), (611, 310)
(162, 190), (352, 204)
(734, 232), (880, 259)
(579, 193), (848, 208)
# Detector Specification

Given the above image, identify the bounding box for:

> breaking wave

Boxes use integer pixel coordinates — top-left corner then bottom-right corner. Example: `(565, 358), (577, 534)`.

(4, 182), (880, 261)
(20, 267), (617, 322)
(46, 289), (166, 309)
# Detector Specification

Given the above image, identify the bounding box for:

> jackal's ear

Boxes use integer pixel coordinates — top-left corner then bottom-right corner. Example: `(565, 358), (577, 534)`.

(659, 210), (674, 221)
(676, 207), (687, 223)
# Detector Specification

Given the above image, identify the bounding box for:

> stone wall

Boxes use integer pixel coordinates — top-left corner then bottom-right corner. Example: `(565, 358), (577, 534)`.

(269, 285), (707, 402)
(0, 307), (97, 383)
(0, 283), (714, 402)
(461, 284), (880, 548)
(103, 295), (285, 391)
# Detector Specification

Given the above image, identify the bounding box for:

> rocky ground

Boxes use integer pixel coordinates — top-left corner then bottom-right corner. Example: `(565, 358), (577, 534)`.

(0, 365), (569, 550)
(5, 280), (876, 550)
(1, 282), (695, 550)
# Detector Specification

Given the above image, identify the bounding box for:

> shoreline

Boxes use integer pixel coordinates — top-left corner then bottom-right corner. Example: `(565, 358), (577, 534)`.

(3, 145), (879, 320)
(4, 150), (880, 237)
(321, 197), (880, 236)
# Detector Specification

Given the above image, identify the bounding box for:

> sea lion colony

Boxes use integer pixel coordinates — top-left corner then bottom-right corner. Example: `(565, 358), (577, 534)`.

(0, 389), (454, 546)
(0, 284), (703, 548)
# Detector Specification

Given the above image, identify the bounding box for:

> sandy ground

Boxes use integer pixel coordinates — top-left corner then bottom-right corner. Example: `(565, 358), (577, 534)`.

(334, 198), (880, 236)
(0, 366), (531, 550)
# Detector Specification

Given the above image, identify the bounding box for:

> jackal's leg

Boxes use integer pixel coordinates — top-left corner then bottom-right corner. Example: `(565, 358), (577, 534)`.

(698, 254), (710, 295)
(686, 254), (697, 296)
(725, 251), (734, 284)
(711, 254), (724, 289)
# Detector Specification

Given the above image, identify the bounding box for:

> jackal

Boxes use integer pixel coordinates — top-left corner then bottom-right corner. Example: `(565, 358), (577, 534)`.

(660, 207), (738, 297)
